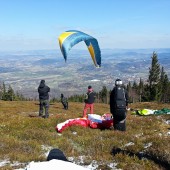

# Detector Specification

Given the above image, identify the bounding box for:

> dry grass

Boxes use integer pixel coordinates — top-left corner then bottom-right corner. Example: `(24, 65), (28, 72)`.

(0, 101), (170, 170)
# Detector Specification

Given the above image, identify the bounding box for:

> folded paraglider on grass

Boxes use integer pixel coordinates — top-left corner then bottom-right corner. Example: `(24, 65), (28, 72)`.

(131, 108), (170, 116)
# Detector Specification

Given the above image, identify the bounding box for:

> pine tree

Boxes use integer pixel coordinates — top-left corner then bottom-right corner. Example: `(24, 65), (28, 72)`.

(2, 82), (7, 100)
(127, 82), (133, 103)
(0, 83), (2, 99)
(7, 85), (15, 101)
(159, 67), (169, 102)
(138, 78), (144, 102)
(99, 86), (108, 103)
(148, 52), (160, 101)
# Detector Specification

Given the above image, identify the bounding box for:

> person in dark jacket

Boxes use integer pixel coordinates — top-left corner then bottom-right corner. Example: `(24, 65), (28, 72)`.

(38, 80), (50, 118)
(110, 79), (128, 131)
(83, 85), (96, 118)
(61, 93), (68, 110)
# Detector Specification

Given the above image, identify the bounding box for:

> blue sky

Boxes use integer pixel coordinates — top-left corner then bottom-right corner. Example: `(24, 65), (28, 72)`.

(0, 0), (170, 51)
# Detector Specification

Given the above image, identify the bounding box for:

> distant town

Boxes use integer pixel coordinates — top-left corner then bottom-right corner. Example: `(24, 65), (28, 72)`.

(0, 48), (170, 99)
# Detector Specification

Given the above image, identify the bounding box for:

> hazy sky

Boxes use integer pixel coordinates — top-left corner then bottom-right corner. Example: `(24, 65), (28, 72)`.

(0, 0), (170, 51)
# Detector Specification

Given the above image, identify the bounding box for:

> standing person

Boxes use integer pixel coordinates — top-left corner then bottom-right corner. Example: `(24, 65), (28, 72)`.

(38, 80), (50, 118)
(61, 93), (68, 110)
(110, 79), (128, 131)
(83, 85), (96, 118)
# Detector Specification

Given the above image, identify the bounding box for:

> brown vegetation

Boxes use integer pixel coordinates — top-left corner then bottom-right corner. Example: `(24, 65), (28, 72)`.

(0, 101), (170, 169)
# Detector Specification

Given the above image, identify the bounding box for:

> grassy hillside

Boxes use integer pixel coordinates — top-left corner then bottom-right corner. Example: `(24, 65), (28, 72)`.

(0, 101), (170, 170)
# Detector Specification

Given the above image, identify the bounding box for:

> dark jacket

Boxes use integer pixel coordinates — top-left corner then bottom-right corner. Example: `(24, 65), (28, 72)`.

(38, 81), (50, 100)
(110, 85), (128, 113)
(61, 96), (68, 105)
(84, 91), (96, 104)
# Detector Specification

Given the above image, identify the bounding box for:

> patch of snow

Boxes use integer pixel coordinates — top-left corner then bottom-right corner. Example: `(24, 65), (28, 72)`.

(167, 131), (170, 136)
(1, 152), (120, 170)
(108, 163), (120, 170)
(0, 159), (25, 169)
(144, 142), (152, 149)
(41, 145), (53, 157)
(85, 160), (98, 170)
(0, 159), (10, 167)
(2, 158), (121, 170)
(135, 133), (143, 138)
(57, 133), (62, 136)
(72, 131), (77, 135)
(15, 159), (89, 170)
(124, 142), (135, 147)
(159, 133), (162, 136)
(165, 120), (170, 124)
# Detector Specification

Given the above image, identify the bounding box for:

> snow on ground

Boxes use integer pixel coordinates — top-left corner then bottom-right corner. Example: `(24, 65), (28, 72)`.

(124, 142), (135, 147)
(0, 145), (120, 170)
(0, 156), (120, 170)
(165, 120), (170, 124)
(0, 159), (26, 169)
(144, 142), (152, 149)
(0, 159), (120, 170)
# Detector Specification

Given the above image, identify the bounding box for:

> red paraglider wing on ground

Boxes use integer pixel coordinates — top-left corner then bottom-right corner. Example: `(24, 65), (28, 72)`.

(56, 118), (90, 133)
(56, 114), (113, 133)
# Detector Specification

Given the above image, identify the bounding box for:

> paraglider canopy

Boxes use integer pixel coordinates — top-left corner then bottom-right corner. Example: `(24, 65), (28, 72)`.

(58, 30), (101, 67)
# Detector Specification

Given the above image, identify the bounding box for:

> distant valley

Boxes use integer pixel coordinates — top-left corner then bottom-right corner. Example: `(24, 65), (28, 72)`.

(0, 48), (170, 99)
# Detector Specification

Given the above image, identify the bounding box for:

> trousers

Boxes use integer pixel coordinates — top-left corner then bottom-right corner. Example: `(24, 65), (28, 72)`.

(83, 103), (94, 117)
(39, 100), (49, 118)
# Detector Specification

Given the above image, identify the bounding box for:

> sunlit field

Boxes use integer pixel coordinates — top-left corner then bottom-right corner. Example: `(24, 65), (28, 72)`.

(0, 101), (170, 170)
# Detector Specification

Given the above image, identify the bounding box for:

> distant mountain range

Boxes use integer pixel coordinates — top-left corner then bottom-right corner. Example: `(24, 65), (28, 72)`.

(0, 48), (170, 99)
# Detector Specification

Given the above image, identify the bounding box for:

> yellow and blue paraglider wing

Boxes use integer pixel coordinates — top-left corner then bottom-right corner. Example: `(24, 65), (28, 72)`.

(85, 38), (101, 67)
(58, 30), (101, 67)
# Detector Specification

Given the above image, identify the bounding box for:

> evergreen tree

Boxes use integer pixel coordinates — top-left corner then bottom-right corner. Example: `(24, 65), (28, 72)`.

(138, 78), (144, 102)
(132, 81), (138, 90)
(159, 67), (169, 102)
(99, 86), (108, 103)
(127, 82), (133, 103)
(1, 82), (7, 100)
(162, 74), (169, 102)
(7, 85), (15, 101)
(148, 52), (160, 101)
(142, 84), (150, 102)
(0, 83), (2, 99)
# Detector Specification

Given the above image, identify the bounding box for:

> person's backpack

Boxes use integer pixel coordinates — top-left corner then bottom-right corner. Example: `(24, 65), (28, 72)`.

(115, 87), (126, 109)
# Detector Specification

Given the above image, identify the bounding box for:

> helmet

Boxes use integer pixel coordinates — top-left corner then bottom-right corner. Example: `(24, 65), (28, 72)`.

(115, 79), (122, 86)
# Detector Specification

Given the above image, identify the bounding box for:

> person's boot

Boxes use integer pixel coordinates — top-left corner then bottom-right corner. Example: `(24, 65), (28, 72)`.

(44, 114), (49, 118)
(39, 113), (43, 117)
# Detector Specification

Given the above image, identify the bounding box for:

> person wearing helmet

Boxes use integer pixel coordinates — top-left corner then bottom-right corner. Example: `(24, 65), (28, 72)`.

(110, 79), (129, 131)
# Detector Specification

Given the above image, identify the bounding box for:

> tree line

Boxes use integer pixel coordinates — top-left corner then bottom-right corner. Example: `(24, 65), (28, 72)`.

(0, 82), (28, 101)
(1, 52), (170, 103)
